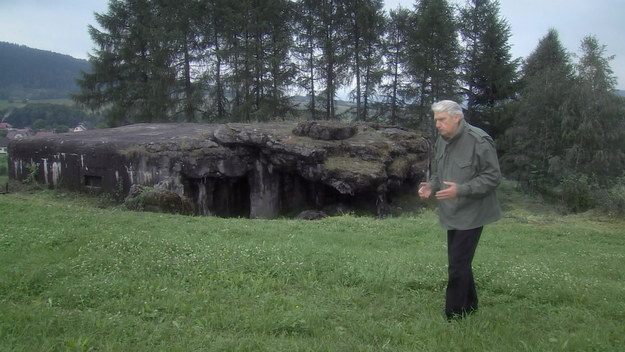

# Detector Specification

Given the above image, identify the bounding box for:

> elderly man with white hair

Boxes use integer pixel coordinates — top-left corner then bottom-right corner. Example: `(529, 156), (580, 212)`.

(419, 100), (502, 320)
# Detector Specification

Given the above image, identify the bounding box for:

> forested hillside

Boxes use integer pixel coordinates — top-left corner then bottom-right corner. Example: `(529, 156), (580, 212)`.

(0, 42), (90, 100)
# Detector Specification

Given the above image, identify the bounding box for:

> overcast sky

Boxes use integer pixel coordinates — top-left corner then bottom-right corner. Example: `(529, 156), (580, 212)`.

(387, 0), (625, 89)
(1, 0), (623, 89)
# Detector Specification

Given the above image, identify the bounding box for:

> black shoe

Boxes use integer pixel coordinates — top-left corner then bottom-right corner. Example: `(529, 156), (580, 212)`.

(442, 310), (458, 321)
(443, 307), (477, 321)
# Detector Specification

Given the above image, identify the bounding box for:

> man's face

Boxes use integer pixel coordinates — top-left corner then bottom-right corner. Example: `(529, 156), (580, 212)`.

(434, 112), (461, 138)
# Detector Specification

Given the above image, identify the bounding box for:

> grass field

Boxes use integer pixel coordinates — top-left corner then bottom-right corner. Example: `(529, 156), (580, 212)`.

(0, 183), (624, 351)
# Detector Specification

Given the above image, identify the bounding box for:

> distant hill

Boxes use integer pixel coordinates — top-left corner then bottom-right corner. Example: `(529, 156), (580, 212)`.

(0, 42), (90, 100)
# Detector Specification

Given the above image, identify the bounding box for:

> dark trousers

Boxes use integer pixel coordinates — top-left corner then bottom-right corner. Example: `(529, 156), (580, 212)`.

(445, 227), (483, 317)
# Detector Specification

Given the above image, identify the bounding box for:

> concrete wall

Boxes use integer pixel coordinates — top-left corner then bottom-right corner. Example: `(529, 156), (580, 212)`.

(8, 122), (429, 218)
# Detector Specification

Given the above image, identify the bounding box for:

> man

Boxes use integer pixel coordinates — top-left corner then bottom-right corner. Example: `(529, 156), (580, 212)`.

(418, 100), (502, 320)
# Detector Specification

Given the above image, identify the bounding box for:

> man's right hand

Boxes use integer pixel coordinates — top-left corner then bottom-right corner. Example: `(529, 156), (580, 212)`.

(418, 182), (432, 199)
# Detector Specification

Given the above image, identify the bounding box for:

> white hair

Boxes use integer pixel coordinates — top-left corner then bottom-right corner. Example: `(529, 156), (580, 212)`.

(431, 100), (463, 119)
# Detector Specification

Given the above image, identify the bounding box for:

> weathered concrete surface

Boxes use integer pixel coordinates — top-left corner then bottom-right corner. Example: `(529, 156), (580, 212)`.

(8, 122), (429, 218)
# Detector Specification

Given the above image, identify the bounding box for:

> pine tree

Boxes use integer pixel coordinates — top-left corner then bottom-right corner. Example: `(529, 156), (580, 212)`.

(503, 29), (576, 191)
(317, 0), (351, 120)
(293, 0), (323, 119)
(458, 0), (519, 137)
(345, 0), (385, 121)
(201, 0), (232, 122)
(259, 0), (297, 120)
(406, 0), (461, 128)
(380, 8), (413, 126)
(561, 35), (625, 184)
(220, 0), (294, 122)
(75, 0), (179, 126)
(158, 0), (205, 122)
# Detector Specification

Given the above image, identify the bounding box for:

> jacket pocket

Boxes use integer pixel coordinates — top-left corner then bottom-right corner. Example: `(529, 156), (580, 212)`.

(452, 159), (474, 183)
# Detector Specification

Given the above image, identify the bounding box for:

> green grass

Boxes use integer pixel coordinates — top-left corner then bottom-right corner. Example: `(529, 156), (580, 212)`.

(0, 186), (624, 351)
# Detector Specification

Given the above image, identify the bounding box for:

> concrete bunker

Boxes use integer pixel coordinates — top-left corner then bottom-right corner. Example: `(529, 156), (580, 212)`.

(8, 122), (429, 218)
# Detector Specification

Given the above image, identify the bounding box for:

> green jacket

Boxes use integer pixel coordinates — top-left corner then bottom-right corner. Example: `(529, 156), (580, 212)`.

(429, 120), (502, 230)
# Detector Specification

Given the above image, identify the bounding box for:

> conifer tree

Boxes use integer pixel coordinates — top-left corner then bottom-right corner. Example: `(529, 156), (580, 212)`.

(345, 0), (385, 121)
(458, 0), (518, 137)
(159, 0), (205, 122)
(261, 0), (297, 120)
(199, 0), (228, 121)
(293, 0), (323, 119)
(380, 7), (412, 126)
(503, 29), (575, 191)
(561, 35), (625, 184)
(220, 0), (294, 122)
(317, 0), (351, 119)
(76, 0), (180, 125)
(406, 0), (461, 127)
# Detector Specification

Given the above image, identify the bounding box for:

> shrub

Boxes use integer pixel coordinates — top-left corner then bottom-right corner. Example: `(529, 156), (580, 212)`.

(122, 185), (154, 211)
(22, 162), (39, 184)
(559, 173), (595, 213)
(593, 176), (625, 217)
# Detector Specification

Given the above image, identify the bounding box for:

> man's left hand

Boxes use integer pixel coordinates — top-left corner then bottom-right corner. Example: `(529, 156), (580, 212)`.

(436, 182), (458, 200)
